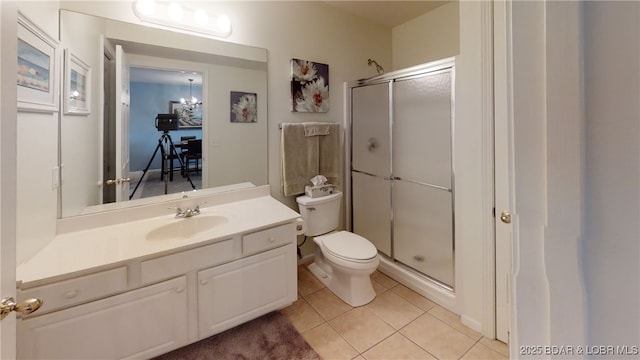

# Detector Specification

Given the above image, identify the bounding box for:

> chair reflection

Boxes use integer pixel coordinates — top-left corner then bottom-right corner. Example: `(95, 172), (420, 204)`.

(184, 139), (202, 174)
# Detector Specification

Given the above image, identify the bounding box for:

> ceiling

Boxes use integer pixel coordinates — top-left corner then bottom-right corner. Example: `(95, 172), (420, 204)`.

(324, 1), (450, 28)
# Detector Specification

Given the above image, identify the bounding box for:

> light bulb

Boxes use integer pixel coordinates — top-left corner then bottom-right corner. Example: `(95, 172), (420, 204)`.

(216, 14), (231, 33)
(167, 2), (183, 22)
(135, 0), (156, 16)
(194, 9), (209, 26)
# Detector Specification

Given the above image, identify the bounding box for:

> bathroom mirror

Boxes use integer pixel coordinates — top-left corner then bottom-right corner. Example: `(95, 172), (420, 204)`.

(58, 10), (268, 218)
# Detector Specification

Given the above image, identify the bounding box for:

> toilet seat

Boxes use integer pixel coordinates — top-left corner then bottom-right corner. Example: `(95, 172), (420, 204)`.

(317, 231), (378, 262)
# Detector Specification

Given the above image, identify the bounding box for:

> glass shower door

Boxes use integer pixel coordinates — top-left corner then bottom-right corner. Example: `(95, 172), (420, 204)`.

(392, 70), (454, 288)
(351, 82), (392, 256)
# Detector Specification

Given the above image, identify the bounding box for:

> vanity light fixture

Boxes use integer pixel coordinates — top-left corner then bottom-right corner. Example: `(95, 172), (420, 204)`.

(132, 0), (232, 38)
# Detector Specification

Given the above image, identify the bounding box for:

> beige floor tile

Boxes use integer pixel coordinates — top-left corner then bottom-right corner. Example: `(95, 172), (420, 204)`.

(428, 305), (482, 341)
(302, 323), (359, 360)
(371, 270), (399, 289)
(400, 313), (476, 360)
(329, 307), (396, 353)
(280, 297), (325, 333)
(391, 284), (437, 311)
(306, 287), (353, 320)
(365, 291), (424, 330)
(298, 265), (325, 296)
(363, 333), (437, 360)
(479, 337), (509, 357)
(461, 343), (509, 360)
(371, 278), (389, 295)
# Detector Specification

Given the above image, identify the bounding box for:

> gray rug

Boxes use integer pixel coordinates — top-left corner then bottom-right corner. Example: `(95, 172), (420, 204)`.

(154, 311), (322, 360)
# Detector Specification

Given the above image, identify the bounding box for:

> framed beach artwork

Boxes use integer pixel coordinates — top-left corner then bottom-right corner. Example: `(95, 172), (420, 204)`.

(290, 58), (329, 113)
(230, 91), (257, 123)
(63, 49), (91, 115)
(170, 101), (202, 128)
(17, 13), (59, 113)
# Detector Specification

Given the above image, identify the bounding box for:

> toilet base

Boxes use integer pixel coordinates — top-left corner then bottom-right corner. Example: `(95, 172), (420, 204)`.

(307, 260), (377, 307)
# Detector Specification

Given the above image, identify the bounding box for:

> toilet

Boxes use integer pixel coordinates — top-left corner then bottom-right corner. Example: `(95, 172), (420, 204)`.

(296, 191), (379, 307)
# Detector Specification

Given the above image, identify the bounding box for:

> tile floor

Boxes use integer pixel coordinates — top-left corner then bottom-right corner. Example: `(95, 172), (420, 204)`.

(282, 265), (509, 360)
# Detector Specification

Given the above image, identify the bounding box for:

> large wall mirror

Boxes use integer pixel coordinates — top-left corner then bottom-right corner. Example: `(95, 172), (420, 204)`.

(59, 10), (268, 218)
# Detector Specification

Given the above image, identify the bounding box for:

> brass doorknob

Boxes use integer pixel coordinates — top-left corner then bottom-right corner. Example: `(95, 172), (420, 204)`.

(119, 177), (131, 183)
(106, 179), (117, 185)
(0, 297), (43, 320)
(500, 211), (512, 224)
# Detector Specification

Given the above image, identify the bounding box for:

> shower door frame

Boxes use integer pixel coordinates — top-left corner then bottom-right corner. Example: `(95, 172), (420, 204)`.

(345, 57), (457, 301)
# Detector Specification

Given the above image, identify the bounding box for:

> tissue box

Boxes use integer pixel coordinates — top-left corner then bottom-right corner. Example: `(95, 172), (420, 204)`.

(305, 184), (336, 198)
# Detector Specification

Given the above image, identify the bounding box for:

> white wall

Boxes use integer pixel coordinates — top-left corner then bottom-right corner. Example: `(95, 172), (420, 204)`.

(392, 1), (459, 70)
(455, 0), (490, 335)
(583, 1), (640, 349)
(16, 1), (60, 264)
(58, 11), (105, 217)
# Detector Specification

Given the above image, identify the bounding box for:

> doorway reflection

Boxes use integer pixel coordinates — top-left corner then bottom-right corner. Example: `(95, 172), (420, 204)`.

(128, 68), (203, 200)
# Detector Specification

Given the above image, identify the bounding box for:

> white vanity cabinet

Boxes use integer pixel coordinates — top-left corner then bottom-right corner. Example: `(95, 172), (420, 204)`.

(16, 217), (298, 359)
(17, 276), (189, 359)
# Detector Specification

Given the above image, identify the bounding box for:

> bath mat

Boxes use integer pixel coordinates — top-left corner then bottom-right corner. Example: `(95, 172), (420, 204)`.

(153, 311), (322, 360)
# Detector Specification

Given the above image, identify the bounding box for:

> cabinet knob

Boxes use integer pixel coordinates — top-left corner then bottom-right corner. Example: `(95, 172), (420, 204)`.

(64, 290), (78, 299)
(200, 279), (208, 286)
(175, 286), (185, 293)
(268, 237), (276, 243)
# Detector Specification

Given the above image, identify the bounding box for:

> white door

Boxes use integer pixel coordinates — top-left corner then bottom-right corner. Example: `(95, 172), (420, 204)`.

(1, 2), (18, 357)
(494, 0), (514, 344)
(115, 45), (131, 201)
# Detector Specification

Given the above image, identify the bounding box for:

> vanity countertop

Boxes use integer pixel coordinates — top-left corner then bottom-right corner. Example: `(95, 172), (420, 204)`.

(17, 190), (300, 287)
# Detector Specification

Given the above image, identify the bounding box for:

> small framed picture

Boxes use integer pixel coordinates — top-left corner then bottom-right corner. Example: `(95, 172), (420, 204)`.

(230, 91), (257, 123)
(17, 12), (59, 113)
(63, 49), (91, 115)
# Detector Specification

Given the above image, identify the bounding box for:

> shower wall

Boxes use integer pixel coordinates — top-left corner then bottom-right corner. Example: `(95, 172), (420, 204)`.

(348, 59), (455, 289)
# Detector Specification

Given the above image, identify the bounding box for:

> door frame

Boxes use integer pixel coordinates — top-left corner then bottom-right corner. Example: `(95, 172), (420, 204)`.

(0, 2), (19, 357)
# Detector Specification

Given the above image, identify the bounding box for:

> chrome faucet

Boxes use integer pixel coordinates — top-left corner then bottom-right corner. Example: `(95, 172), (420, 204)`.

(175, 205), (200, 218)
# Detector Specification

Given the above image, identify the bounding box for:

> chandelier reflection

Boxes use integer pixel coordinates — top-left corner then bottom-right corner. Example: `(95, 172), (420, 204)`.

(181, 78), (202, 111)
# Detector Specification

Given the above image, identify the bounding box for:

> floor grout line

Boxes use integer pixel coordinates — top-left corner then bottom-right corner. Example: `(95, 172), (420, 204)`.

(292, 266), (508, 360)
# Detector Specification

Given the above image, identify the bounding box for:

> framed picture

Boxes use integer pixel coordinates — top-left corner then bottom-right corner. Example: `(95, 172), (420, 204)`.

(63, 49), (91, 115)
(230, 91), (257, 123)
(170, 101), (202, 128)
(290, 58), (329, 113)
(17, 12), (59, 113)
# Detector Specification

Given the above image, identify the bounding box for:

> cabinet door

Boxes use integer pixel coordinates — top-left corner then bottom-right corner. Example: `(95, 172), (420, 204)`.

(198, 244), (296, 338)
(18, 277), (188, 360)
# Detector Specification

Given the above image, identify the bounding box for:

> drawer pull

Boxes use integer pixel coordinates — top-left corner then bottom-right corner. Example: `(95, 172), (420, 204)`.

(175, 286), (185, 293)
(64, 290), (79, 299)
(268, 237), (276, 243)
(200, 279), (208, 286)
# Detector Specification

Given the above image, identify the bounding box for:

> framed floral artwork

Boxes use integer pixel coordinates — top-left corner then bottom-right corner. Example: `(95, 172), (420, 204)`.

(17, 12), (59, 113)
(63, 49), (91, 115)
(230, 91), (257, 123)
(290, 58), (329, 113)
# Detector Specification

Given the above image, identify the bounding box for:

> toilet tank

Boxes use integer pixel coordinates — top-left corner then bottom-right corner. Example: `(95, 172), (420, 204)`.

(296, 191), (342, 236)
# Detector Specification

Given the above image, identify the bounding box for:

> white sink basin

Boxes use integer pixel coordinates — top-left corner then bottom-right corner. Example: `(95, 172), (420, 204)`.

(146, 215), (229, 241)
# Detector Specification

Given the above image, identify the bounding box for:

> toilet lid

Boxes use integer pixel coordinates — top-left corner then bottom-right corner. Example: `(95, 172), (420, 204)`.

(318, 231), (378, 261)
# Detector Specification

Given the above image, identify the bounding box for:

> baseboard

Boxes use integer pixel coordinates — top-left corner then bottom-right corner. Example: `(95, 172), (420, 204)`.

(297, 253), (314, 266)
(461, 314), (483, 333)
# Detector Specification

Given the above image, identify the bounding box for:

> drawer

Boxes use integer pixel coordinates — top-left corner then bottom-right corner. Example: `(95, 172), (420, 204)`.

(242, 223), (294, 256)
(141, 239), (235, 285)
(18, 267), (128, 315)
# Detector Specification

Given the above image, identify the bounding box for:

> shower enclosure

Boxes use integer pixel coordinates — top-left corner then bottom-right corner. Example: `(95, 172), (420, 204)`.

(347, 58), (455, 290)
